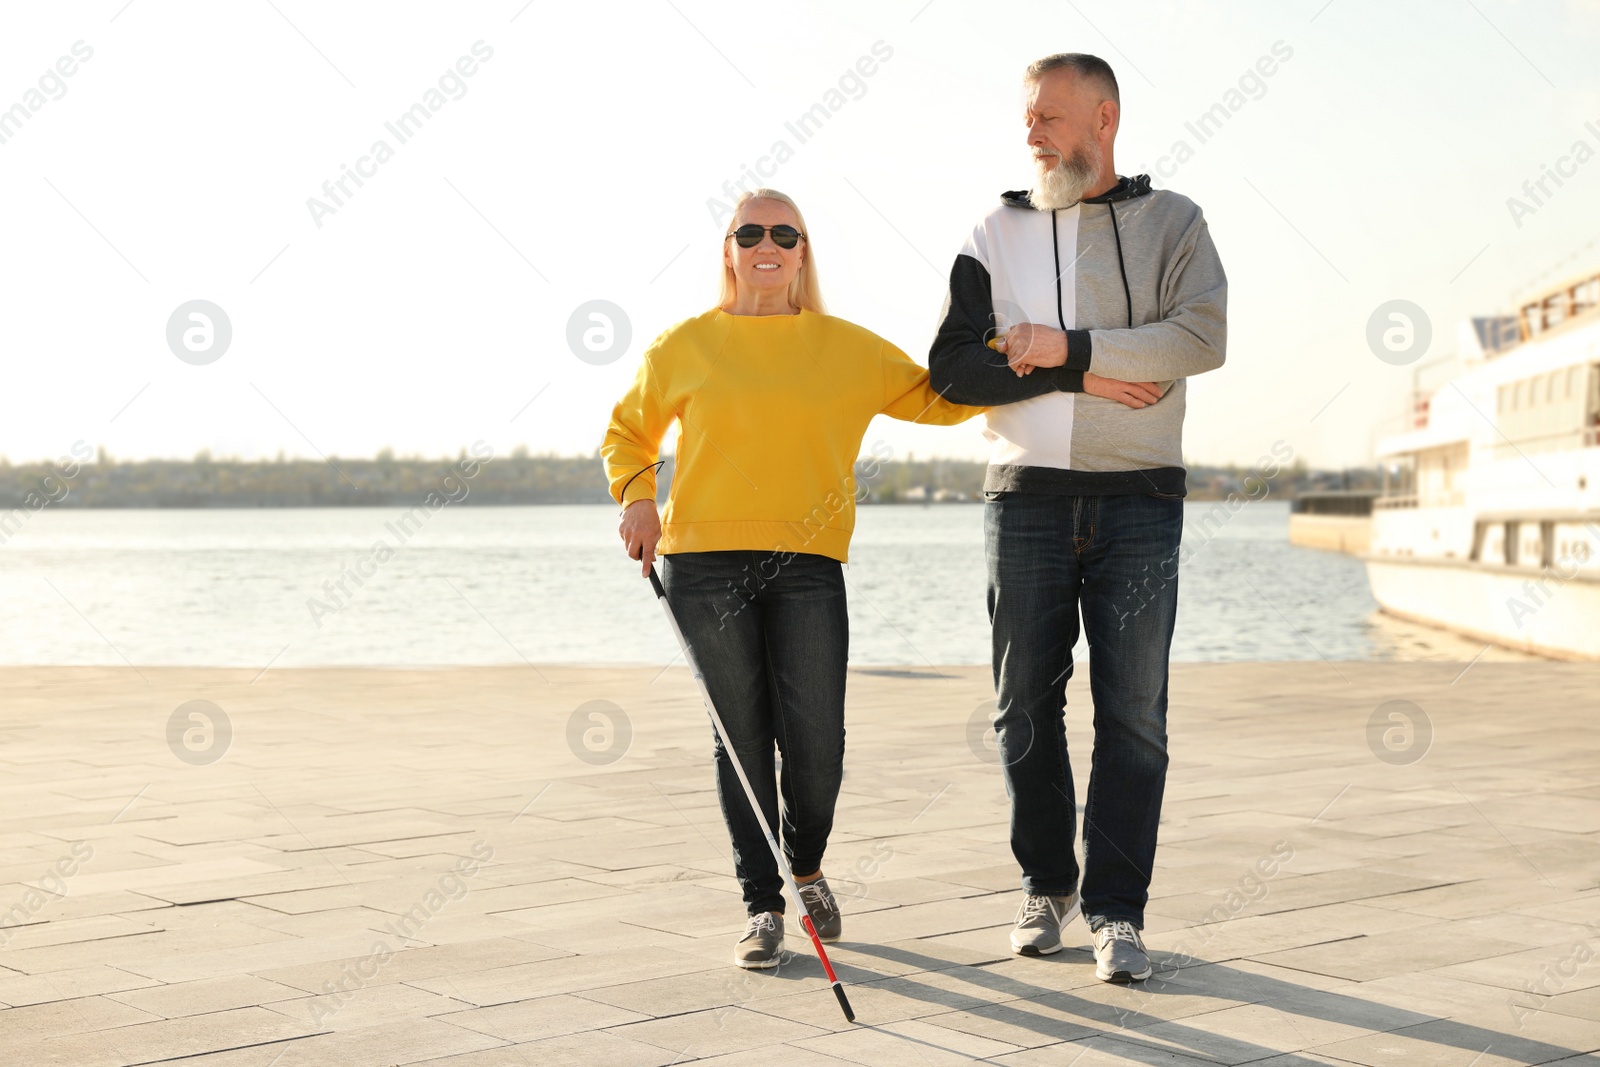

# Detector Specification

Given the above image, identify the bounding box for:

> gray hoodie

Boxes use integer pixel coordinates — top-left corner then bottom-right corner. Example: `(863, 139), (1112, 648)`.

(929, 175), (1227, 497)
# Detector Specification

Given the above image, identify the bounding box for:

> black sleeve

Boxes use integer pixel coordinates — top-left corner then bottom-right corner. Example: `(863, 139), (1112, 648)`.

(928, 252), (1085, 406)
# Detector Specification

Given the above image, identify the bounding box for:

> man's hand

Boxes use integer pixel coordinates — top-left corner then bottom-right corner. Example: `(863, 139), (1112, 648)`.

(991, 323), (1066, 375)
(989, 326), (1162, 407)
(1085, 372), (1164, 409)
(619, 498), (661, 576)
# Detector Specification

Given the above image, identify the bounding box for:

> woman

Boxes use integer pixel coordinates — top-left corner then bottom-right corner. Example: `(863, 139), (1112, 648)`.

(602, 189), (982, 969)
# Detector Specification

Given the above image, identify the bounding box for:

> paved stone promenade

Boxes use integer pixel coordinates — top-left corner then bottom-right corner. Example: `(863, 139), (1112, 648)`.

(1, 661), (1597, 1065)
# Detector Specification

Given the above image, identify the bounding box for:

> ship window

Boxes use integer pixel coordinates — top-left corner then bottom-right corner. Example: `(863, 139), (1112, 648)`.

(1567, 366), (1579, 399)
(1546, 373), (1557, 403)
(1512, 382), (1523, 409)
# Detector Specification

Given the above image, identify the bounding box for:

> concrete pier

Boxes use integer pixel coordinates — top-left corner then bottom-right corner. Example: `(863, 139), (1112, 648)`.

(1, 662), (1596, 1065)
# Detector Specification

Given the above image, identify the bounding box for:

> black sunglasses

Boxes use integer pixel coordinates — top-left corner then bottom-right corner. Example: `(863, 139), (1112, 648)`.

(726, 224), (806, 249)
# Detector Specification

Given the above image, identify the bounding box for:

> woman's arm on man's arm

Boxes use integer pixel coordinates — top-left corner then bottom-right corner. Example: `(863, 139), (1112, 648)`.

(927, 252), (1086, 406)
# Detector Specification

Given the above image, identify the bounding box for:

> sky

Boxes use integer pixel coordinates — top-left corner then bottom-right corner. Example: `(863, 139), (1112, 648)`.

(3, 0), (1599, 472)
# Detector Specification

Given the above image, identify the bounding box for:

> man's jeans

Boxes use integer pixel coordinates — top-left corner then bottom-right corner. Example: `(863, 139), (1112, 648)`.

(985, 491), (1183, 930)
(662, 550), (848, 917)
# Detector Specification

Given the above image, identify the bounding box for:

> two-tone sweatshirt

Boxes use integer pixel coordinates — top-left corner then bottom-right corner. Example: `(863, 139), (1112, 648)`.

(602, 308), (983, 563)
(929, 175), (1227, 497)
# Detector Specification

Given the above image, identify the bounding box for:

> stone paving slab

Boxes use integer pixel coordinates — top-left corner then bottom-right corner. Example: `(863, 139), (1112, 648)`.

(0, 662), (1597, 1065)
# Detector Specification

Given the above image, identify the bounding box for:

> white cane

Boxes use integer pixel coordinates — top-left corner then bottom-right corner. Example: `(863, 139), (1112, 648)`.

(646, 564), (856, 1023)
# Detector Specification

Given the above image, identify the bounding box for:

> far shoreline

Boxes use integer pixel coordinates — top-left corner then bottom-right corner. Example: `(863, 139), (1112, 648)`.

(1, 453), (1374, 510)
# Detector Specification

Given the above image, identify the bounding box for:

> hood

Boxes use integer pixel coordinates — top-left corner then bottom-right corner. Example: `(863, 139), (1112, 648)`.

(1000, 173), (1153, 209)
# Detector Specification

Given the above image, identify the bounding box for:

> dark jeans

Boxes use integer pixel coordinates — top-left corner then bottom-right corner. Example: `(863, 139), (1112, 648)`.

(985, 491), (1183, 930)
(662, 549), (848, 917)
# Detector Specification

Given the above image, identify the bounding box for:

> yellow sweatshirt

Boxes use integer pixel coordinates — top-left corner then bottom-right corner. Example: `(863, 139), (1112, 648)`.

(602, 308), (983, 563)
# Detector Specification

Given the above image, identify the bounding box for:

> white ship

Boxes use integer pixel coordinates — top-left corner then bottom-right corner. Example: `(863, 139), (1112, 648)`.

(1365, 265), (1600, 660)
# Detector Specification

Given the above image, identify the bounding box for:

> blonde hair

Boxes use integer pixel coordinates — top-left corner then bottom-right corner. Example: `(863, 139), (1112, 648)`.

(717, 188), (826, 314)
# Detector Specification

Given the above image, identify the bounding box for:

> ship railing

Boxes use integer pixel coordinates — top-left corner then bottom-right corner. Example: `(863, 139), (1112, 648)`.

(1492, 428), (1600, 455)
(1522, 272), (1600, 341)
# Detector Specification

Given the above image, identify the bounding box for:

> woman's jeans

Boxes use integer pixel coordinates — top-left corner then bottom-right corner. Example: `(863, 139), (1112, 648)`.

(985, 491), (1183, 931)
(662, 550), (848, 917)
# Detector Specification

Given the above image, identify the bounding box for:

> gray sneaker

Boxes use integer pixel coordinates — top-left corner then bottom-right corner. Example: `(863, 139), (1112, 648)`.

(734, 911), (785, 969)
(797, 876), (841, 943)
(1010, 892), (1081, 956)
(1093, 919), (1152, 982)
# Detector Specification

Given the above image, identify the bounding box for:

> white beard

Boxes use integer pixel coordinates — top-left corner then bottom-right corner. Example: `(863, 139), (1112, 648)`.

(1030, 140), (1104, 210)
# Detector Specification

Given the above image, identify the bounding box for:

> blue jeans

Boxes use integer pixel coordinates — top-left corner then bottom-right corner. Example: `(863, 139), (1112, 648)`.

(985, 491), (1183, 930)
(662, 550), (848, 917)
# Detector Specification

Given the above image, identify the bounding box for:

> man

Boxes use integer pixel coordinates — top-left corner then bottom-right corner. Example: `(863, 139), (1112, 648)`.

(929, 52), (1226, 983)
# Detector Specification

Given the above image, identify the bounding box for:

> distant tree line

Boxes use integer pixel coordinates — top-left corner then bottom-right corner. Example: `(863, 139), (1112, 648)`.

(0, 448), (1380, 508)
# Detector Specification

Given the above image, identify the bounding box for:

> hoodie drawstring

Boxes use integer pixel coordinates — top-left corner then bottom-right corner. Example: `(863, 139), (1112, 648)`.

(1050, 208), (1067, 334)
(1108, 201), (1134, 329)
(1052, 198), (1136, 338)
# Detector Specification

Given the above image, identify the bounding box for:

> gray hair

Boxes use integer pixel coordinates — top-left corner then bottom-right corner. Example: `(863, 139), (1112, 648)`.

(1024, 53), (1119, 105)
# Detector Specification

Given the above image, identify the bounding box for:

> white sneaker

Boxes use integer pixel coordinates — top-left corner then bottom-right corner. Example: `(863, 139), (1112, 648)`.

(1009, 892), (1081, 956)
(1093, 919), (1152, 982)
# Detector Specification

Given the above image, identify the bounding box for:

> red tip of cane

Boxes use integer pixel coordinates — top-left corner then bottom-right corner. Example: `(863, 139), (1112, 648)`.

(798, 915), (854, 1021)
